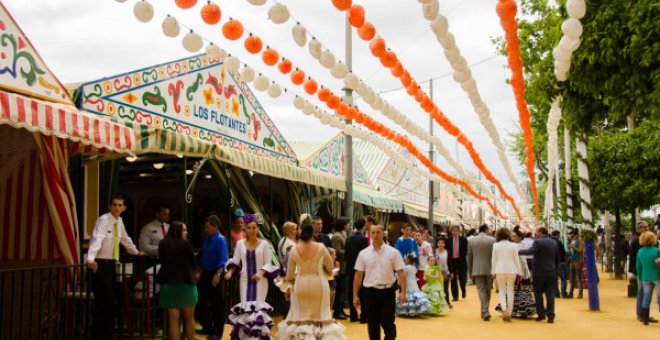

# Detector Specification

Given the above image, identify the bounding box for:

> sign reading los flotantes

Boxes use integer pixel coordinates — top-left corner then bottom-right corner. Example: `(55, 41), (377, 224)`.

(79, 54), (296, 163)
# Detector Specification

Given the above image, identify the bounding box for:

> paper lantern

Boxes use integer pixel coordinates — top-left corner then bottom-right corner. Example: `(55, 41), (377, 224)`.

(363, 91), (376, 105)
(241, 66), (255, 82)
(317, 87), (332, 102)
(206, 43), (223, 59)
(371, 97), (383, 110)
(390, 62), (404, 77)
(292, 24), (307, 47)
(308, 38), (322, 59)
(344, 73), (359, 90)
(380, 50), (397, 68)
(162, 16), (180, 37)
(278, 59), (293, 74)
(303, 78), (318, 95)
(267, 83), (282, 98)
(348, 5), (365, 28)
(253, 75), (269, 92)
(554, 68), (568, 82)
(175, 0), (197, 10)
(201, 2), (221, 25)
(332, 0), (352, 11)
(559, 36), (580, 53)
(496, 0), (517, 21)
(319, 50), (336, 69)
(291, 69), (305, 85)
(355, 81), (368, 97)
(134, 1), (154, 23)
(561, 18), (583, 40)
(222, 19), (244, 40)
(552, 46), (571, 62)
(438, 33), (455, 49)
(330, 61), (349, 79)
(453, 70), (471, 84)
(369, 37), (387, 57)
(224, 56), (240, 73)
(451, 56), (468, 71)
(182, 31), (203, 52)
(430, 15), (448, 38)
(554, 60), (570, 74)
(244, 34), (263, 54)
(327, 96), (341, 110)
(423, 0), (439, 21)
(293, 96), (305, 110)
(268, 4), (290, 24)
(358, 22), (376, 41)
(262, 47), (279, 66)
(247, 0), (266, 5)
(303, 102), (315, 115)
(566, 0), (586, 19)
(400, 71), (411, 87)
(115, 0), (127, 2)
(443, 46), (460, 64)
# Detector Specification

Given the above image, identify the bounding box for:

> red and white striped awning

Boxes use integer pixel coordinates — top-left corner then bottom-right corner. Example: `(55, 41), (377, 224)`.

(0, 89), (135, 155)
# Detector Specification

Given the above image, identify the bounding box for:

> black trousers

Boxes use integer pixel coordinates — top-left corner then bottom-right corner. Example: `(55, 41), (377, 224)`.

(347, 270), (367, 321)
(449, 258), (467, 299)
(443, 276), (451, 305)
(362, 286), (396, 340)
(196, 271), (225, 337)
(333, 274), (345, 314)
(91, 260), (117, 340)
(533, 275), (556, 319)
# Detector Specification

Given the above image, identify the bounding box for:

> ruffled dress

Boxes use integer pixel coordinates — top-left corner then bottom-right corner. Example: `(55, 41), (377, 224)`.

(395, 265), (432, 316)
(276, 245), (346, 340)
(225, 240), (279, 339)
(421, 265), (449, 315)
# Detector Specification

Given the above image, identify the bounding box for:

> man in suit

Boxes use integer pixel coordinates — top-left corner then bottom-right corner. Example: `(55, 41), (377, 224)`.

(467, 224), (496, 321)
(312, 215), (332, 247)
(519, 227), (560, 323)
(446, 225), (468, 301)
(331, 216), (350, 319)
(345, 217), (369, 322)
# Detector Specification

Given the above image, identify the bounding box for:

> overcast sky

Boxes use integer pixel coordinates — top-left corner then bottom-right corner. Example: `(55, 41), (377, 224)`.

(5, 0), (531, 214)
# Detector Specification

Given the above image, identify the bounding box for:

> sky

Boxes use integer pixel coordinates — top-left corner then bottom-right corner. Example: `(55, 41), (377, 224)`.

(4, 0), (532, 217)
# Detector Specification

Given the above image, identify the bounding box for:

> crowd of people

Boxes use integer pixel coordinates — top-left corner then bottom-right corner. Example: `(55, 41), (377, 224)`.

(85, 195), (660, 339)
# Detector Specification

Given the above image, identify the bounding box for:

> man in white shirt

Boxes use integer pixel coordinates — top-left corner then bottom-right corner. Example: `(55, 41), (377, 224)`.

(87, 195), (143, 340)
(353, 224), (406, 340)
(138, 204), (171, 256)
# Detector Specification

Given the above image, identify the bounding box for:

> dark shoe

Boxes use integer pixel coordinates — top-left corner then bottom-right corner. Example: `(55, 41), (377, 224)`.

(333, 313), (348, 320)
(449, 304), (453, 309)
(195, 329), (212, 335)
(207, 335), (220, 340)
(359, 319), (368, 324)
(462, 293), (466, 299)
(452, 298), (459, 302)
(535, 316), (546, 322)
(649, 316), (659, 323)
(547, 318), (554, 324)
(641, 308), (650, 325)
(483, 315), (491, 321)
(577, 294), (583, 299)
(350, 318), (358, 322)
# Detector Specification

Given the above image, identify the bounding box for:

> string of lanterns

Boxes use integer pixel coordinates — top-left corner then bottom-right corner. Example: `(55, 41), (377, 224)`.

(543, 98), (561, 218)
(495, 0), (540, 220)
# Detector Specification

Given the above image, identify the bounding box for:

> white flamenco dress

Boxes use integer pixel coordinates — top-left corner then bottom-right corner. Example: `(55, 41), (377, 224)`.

(225, 240), (279, 339)
(395, 264), (432, 316)
(276, 244), (346, 340)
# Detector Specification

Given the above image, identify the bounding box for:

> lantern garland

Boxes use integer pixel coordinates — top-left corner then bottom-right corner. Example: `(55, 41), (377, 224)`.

(329, 1), (520, 219)
(543, 98), (561, 218)
(414, 0), (526, 207)
(495, 0), (540, 220)
(553, 0), (586, 81)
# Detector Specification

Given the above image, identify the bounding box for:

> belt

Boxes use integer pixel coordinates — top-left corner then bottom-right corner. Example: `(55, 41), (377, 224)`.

(366, 284), (392, 290)
(95, 259), (117, 263)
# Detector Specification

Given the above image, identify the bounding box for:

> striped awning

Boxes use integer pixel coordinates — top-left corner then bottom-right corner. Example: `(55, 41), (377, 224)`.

(0, 90), (135, 155)
(353, 185), (404, 213)
(402, 200), (456, 224)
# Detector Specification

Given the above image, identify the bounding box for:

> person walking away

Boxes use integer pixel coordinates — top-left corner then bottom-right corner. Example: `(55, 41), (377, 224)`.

(491, 228), (522, 322)
(510, 230), (536, 318)
(138, 203), (170, 257)
(354, 225), (406, 340)
(435, 238), (453, 308)
(345, 218), (369, 323)
(519, 227), (560, 323)
(196, 215), (229, 339)
(551, 230), (569, 298)
(467, 224), (496, 321)
(630, 221), (657, 322)
(447, 225), (469, 301)
(635, 231), (660, 325)
(567, 229), (584, 299)
(87, 195), (144, 340)
(422, 255), (450, 315)
(331, 217), (351, 319)
(156, 221), (197, 340)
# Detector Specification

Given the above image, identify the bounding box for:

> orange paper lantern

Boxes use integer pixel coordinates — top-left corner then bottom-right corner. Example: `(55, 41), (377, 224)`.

(327, 96), (341, 110)
(244, 34), (263, 54)
(278, 58), (293, 74)
(357, 21), (375, 41)
(290, 69), (305, 85)
(369, 37), (387, 58)
(303, 78), (318, 95)
(348, 5), (365, 27)
(400, 71), (411, 87)
(332, 0), (352, 11)
(222, 19), (244, 40)
(380, 50), (397, 68)
(201, 2), (221, 25)
(176, 0), (197, 10)
(391, 62), (404, 77)
(355, 113), (365, 124)
(317, 87), (332, 102)
(337, 103), (349, 116)
(262, 47), (279, 66)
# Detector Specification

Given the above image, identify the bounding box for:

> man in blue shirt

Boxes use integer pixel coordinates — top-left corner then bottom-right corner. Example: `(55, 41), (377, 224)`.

(395, 224), (419, 262)
(196, 215), (229, 339)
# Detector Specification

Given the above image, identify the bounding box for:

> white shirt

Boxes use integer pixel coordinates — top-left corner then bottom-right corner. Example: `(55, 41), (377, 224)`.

(520, 237), (534, 262)
(139, 219), (169, 256)
(417, 241), (433, 270)
(88, 213), (139, 262)
(491, 240), (522, 275)
(278, 237), (296, 265)
(354, 244), (405, 288)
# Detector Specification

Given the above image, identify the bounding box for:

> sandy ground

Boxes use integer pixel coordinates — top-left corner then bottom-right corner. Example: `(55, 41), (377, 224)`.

(216, 270), (660, 339)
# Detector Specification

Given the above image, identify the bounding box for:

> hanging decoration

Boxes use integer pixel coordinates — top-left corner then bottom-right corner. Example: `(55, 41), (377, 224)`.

(205, 43), (224, 59)
(200, 2), (221, 25)
(224, 55), (240, 72)
(222, 18), (244, 40)
(553, 0), (586, 81)
(182, 30), (203, 52)
(495, 0), (539, 219)
(332, 0), (353, 11)
(308, 38), (322, 59)
(253, 74), (270, 92)
(175, 0), (197, 9)
(162, 15), (180, 37)
(241, 65), (255, 82)
(543, 98), (561, 218)
(247, 0), (267, 5)
(133, 0), (154, 23)
(348, 5), (365, 27)
(278, 58), (293, 74)
(262, 47), (280, 66)
(357, 21), (375, 41)
(268, 3), (290, 24)
(292, 23), (307, 46)
(244, 34), (263, 54)
(267, 82), (282, 98)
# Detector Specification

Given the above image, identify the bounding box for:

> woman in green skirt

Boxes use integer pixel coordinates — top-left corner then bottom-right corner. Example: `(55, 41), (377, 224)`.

(157, 221), (198, 340)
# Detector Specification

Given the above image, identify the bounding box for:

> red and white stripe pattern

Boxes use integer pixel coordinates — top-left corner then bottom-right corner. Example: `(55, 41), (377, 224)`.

(0, 89), (135, 155)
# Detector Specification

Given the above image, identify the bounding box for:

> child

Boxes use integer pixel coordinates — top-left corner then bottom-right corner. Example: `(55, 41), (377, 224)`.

(422, 255), (450, 315)
(395, 255), (432, 316)
(435, 238), (452, 308)
(328, 248), (340, 309)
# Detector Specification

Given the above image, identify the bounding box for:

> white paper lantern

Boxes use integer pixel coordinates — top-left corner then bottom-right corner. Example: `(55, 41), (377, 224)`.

(206, 44), (223, 60)
(328, 116), (340, 128)
(418, 0), (433, 4)
(162, 16), (180, 37)
(423, 0), (440, 21)
(561, 18), (583, 40)
(115, 0), (128, 3)
(268, 4), (290, 24)
(430, 15), (449, 38)
(363, 91), (376, 105)
(247, 0), (267, 5)
(344, 73), (359, 90)
(303, 102), (315, 115)
(134, 1), (154, 23)
(292, 24), (307, 47)
(356, 82), (369, 97)
(460, 78), (476, 93)
(371, 97), (383, 111)
(267, 83), (282, 98)
(554, 60), (571, 74)
(182, 31), (203, 52)
(319, 50), (336, 69)
(308, 39), (322, 59)
(253, 75), (269, 92)
(241, 66), (255, 82)
(451, 56), (468, 72)
(555, 68), (568, 81)
(330, 61), (349, 79)
(443, 46), (460, 64)
(224, 56), (241, 73)
(293, 97), (305, 110)
(552, 46), (571, 62)
(438, 33), (455, 49)
(453, 70), (471, 83)
(320, 114), (332, 125)
(559, 36), (581, 53)
(566, 0), (586, 19)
